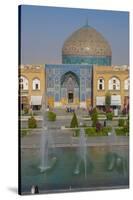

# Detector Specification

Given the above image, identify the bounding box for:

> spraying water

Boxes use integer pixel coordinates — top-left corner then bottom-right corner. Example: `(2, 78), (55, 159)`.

(74, 128), (87, 179)
(39, 94), (56, 173)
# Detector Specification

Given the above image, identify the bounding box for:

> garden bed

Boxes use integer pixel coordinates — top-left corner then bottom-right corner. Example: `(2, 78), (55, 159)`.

(63, 126), (112, 137)
(115, 127), (129, 136)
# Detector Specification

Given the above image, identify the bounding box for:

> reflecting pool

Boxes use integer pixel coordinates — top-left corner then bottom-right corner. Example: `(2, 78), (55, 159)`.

(21, 145), (129, 194)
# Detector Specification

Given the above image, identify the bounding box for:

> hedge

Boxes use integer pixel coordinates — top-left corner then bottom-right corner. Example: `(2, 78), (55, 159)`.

(118, 118), (125, 126)
(85, 127), (96, 136)
(115, 127), (129, 136)
(85, 126), (112, 136)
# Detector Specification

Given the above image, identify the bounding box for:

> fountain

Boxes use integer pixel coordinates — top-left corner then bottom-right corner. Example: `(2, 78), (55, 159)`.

(106, 127), (127, 176)
(39, 94), (57, 173)
(74, 128), (87, 179)
(106, 127), (117, 171)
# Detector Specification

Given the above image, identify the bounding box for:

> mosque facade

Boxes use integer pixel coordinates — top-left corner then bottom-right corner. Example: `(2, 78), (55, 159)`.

(20, 23), (129, 110)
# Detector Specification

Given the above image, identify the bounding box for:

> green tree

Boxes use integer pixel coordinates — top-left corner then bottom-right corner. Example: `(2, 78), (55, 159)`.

(91, 107), (98, 127)
(47, 111), (56, 121)
(106, 112), (113, 120)
(24, 107), (29, 114)
(118, 118), (125, 126)
(105, 91), (111, 109)
(28, 116), (37, 128)
(70, 112), (78, 128)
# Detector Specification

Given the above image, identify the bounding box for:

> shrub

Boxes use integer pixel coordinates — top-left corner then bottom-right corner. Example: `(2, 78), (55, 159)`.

(24, 107), (29, 114)
(21, 130), (28, 137)
(70, 112), (78, 128)
(91, 107), (98, 127)
(85, 127), (96, 136)
(115, 127), (129, 136)
(118, 118), (125, 127)
(101, 127), (112, 136)
(115, 128), (124, 136)
(47, 111), (56, 121)
(106, 112), (113, 120)
(85, 127), (111, 136)
(123, 124), (129, 135)
(28, 116), (37, 128)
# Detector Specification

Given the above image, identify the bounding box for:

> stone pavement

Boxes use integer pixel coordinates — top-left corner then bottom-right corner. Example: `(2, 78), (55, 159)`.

(21, 129), (129, 148)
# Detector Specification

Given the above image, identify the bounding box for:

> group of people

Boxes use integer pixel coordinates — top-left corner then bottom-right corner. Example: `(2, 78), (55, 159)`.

(66, 107), (75, 113)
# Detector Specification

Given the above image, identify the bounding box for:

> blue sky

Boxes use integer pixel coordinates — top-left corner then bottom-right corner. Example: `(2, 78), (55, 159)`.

(20, 5), (129, 65)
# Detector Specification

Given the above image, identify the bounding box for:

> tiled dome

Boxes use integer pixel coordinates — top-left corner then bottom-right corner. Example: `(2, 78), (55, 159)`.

(62, 25), (112, 57)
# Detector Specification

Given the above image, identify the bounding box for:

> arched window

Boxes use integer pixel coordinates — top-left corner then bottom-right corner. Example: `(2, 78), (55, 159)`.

(19, 76), (28, 90)
(97, 78), (104, 90)
(124, 78), (129, 90)
(108, 77), (120, 90)
(32, 78), (40, 90)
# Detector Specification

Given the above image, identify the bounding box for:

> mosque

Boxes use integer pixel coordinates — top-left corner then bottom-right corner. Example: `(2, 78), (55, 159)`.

(20, 23), (129, 111)
(45, 23), (112, 108)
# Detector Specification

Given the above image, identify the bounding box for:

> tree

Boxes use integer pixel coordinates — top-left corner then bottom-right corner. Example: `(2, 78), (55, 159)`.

(28, 116), (37, 128)
(24, 107), (29, 114)
(91, 107), (98, 127)
(47, 111), (56, 121)
(105, 91), (111, 110)
(70, 112), (78, 128)
(106, 112), (113, 120)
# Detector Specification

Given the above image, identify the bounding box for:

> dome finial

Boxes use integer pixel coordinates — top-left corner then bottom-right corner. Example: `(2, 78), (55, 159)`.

(84, 17), (89, 27)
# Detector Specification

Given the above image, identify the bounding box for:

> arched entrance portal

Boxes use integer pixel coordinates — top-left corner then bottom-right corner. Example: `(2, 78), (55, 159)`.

(61, 71), (80, 106)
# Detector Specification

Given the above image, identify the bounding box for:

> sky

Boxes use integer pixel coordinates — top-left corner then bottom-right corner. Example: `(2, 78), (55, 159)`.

(20, 5), (129, 65)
